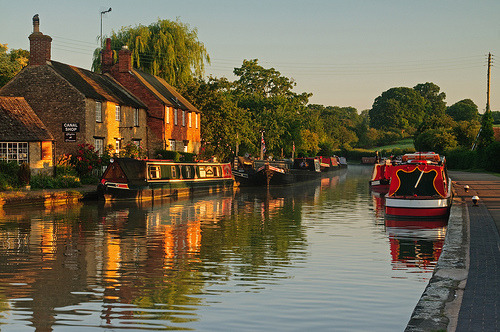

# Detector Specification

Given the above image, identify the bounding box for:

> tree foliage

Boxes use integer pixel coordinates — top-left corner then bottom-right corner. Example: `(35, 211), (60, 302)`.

(414, 82), (446, 117)
(446, 99), (479, 122)
(478, 109), (495, 151)
(92, 18), (209, 88)
(414, 128), (457, 155)
(369, 87), (426, 132)
(0, 44), (29, 87)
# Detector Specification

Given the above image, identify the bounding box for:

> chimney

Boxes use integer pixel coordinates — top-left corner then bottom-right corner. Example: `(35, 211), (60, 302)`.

(101, 38), (113, 73)
(28, 14), (52, 66)
(118, 45), (132, 73)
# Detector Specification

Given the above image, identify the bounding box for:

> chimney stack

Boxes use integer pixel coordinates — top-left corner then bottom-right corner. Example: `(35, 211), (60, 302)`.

(118, 45), (132, 73)
(101, 38), (113, 73)
(28, 14), (52, 66)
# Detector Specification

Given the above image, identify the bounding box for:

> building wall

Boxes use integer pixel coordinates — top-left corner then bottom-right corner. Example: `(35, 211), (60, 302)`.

(0, 65), (86, 157)
(29, 141), (54, 175)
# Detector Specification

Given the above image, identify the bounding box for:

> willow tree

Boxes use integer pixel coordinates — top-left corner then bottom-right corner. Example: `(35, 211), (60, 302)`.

(92, 18), (209, 88)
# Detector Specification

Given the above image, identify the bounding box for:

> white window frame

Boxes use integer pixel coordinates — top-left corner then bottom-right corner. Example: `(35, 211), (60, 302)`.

(115, 139), (121, 154)
(182, 110), (186, 127)
(96, 102), (102, 122)
(115, 105), (121, 122)
(196, 113), (199, 129)
(174, 109), (178, 126)
(134, 108), (139, 127)
(94, 138), (104, 156)
(188, 112), (192, 128)
(169, 139), (176, 151)
(0, 142), (28, 164)
(166, 106), (170, 124)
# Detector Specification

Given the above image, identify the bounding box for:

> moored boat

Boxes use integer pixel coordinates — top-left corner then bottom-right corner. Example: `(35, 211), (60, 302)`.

(369, 158), (394, 194)
(98, 158), (234, 201)
(385, 152), (452, 219)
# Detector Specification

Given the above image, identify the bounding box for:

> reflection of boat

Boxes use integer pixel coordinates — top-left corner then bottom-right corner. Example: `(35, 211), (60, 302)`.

(369, 159), (394, 194)
(385, 152), (452, 219)
(385, 217), (447, 272)
(98, 158), (234, 201)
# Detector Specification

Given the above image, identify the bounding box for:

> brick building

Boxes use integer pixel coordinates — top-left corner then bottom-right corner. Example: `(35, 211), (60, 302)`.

(0, 15), (149, 158)
(101, 38), (201, 154)
(0, 97), (54, 174)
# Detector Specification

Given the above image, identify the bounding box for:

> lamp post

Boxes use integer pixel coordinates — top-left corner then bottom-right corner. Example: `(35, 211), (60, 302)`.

(100, 7), (112, 49)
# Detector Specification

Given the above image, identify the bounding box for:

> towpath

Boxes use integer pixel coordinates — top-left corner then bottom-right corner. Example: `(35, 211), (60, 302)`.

(450, 171), (500, 331)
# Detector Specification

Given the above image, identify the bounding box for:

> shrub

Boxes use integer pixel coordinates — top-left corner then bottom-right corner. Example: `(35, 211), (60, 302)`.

(30, 174), (81, 189)
(155, 150), (181, 161)
(18, 162), (30, 186)
(445, 148), (477, 170)
(483, 142), (500, 173)
(68, 143), (102, 178)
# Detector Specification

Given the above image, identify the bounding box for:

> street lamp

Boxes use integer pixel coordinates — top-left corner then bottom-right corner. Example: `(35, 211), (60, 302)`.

(100, 7), (112, 49)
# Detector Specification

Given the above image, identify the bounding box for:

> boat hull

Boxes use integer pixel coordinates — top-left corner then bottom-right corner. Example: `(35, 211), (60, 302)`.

(385, 196), (452, 219)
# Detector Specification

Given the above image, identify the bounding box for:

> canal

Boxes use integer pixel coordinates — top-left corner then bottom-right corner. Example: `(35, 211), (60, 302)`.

(0, 165), (446, 331)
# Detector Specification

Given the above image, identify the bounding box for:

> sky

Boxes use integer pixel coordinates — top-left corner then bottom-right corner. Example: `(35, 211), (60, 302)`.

(1, 0), (500, 112)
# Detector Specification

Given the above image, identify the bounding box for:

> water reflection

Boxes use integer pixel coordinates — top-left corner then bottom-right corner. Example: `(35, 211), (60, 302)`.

(0, 167), (443, 331)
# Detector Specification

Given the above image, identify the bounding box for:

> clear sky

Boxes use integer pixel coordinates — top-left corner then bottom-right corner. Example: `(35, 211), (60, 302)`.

(1, 0), (499, 112)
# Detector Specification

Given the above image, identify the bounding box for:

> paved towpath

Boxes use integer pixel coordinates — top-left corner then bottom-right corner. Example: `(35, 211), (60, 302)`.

(449, 171), (500, 332)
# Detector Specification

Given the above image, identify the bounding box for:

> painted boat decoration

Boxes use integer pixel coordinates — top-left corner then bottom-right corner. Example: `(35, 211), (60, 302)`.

(98, 158), (234, 201)
(384, 152), (452, 219)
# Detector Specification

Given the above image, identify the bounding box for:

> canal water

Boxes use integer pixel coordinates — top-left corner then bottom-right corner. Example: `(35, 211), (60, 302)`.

(0, 165), (446, 331)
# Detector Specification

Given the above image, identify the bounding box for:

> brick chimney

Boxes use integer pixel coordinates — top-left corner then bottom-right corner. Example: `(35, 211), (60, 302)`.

(28, 14), (52, 66)
(101, 38), (113, 73)
(118, 46), (132, 73)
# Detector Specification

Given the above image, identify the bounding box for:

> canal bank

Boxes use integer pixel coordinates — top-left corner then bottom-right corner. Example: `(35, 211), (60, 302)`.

(0, 185), (97, 211)
(406, 171), (500, 331)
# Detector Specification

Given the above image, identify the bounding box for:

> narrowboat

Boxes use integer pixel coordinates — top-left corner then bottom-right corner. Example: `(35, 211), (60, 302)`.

(369, 158), (395, 194)
(385, 152), (452, 219)
(98, 158), (234, 201)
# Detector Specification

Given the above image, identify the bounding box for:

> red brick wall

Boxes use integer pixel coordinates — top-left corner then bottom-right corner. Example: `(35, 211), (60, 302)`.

(0, 65), (87, 156)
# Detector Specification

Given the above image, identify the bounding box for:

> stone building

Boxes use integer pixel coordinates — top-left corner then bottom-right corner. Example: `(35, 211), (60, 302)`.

(0, 15), (149, 158)
(0, 96), (54, 174)
(101, 38), (201, 154)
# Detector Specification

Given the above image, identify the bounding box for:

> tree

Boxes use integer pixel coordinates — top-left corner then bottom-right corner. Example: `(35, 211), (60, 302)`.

(181, 77), (252, 161)
(477, 109), (495, 151)
(414, 128), (457, 155)
(369, 87), (426, 132)
(446, 99), (479, 122)
(0, 44), (29, 87)
(92, 18), (209, 88)
(414, 82), (447, 117)
(232, 59), (311, 158)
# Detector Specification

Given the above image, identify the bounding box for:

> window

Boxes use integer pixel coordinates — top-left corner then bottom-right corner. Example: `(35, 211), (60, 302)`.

(149, 165), (161, 179)
(96, 102), (102, 122)
(134, 108), (139, 127)
(196, 113), (199, 129)
(188, 112), (192, 128)
(169, 139), (176, 151)
(115, 105), (121, 122)
(166, 106), (170, 124)
(115, 139), (121, 154)
(174, 109), (178, 125)
(133, 139), (141, 148)
(182, 110), (186, 126)
(171, 166), (177, 178)
(183, 140), (188, 153)
(94, 138), (104, 156)
(0, 142), (28, 164)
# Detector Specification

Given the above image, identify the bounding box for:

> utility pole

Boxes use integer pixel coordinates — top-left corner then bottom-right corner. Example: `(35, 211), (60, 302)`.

(100, 8), (112, 49)
(487, 52), (492, 112)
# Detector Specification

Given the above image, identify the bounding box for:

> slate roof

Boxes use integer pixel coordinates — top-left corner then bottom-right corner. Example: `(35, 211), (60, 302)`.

(0, 97), (54, 141)
(132, 69), (199, 113)
(49, 61), (147, 109)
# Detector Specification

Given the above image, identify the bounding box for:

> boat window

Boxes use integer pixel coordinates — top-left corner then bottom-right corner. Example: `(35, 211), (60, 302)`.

(149, 165), (161, 179)
(182, 165), (194, 179)
(199, 166), (206, 178)
(214, 166), (221, 177)
(171, 166), (177, 179)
